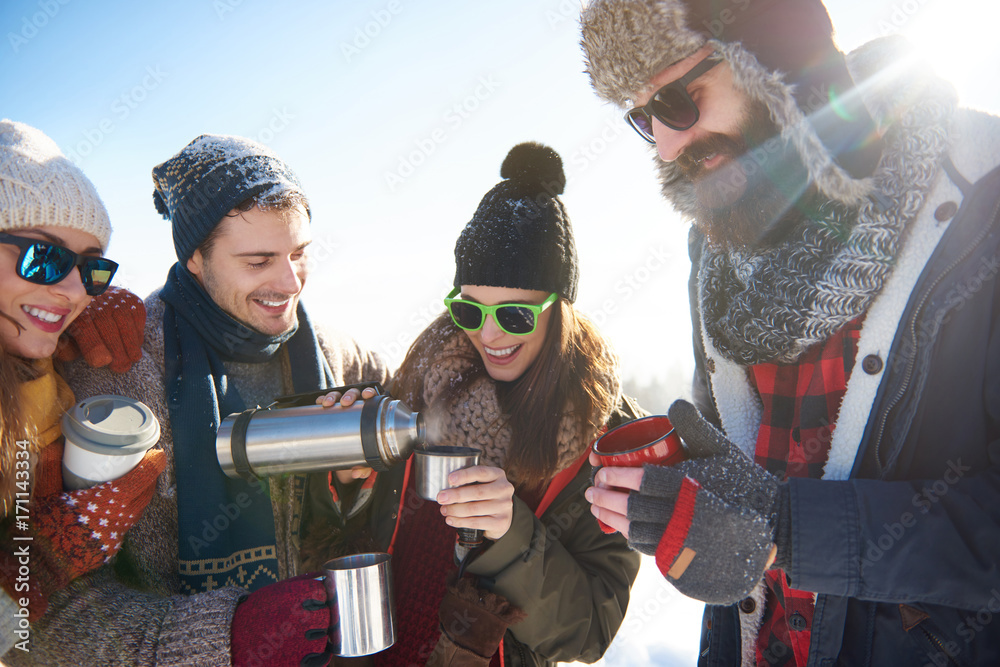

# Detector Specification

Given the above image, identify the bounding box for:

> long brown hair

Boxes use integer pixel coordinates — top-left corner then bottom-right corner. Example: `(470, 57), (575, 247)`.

(0, 314), (38, 518)
(393, 301), (618, 491)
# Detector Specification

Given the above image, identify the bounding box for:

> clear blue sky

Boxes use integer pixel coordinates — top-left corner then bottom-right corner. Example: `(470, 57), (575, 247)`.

(3, 0), (997, 395)
(3, 1), (998, 664)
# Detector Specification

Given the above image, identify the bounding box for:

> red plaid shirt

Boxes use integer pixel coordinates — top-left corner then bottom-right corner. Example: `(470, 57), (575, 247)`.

(747, 318), (863, 667)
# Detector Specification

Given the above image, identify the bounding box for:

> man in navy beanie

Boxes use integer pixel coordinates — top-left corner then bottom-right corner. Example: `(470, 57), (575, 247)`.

(580, 1), (1000, 665)
(17, 135), (389, 667)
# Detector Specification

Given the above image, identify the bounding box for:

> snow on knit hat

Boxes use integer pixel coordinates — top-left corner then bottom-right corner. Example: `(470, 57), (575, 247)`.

(152, 134), (309, 262)
(580, 0), (884, 211)
(0, 120), (112, 250)
(453, 142), (579, 303)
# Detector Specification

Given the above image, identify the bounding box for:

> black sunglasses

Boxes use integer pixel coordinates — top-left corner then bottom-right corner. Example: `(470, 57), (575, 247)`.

(0, 232), (118, 296)
(625, 53), (722, 143)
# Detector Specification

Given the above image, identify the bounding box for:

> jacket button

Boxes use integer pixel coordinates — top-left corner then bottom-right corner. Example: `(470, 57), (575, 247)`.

(934, 201), (958, 222)
(789, 612), (808, 631)
(739, 597), (756, 614)
(862, 354), (883, 375)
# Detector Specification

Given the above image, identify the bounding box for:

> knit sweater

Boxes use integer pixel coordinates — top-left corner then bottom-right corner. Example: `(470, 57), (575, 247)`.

(2, 290), (389, 666)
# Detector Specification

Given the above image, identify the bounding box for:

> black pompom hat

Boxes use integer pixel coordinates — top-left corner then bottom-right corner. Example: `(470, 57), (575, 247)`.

(453, 142), (579, 303)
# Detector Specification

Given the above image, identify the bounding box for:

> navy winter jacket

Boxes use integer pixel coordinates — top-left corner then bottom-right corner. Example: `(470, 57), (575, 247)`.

(692, 111), (1000, 666)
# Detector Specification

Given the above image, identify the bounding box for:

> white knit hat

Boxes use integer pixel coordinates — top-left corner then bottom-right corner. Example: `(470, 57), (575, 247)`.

(0, 119), (112, 250)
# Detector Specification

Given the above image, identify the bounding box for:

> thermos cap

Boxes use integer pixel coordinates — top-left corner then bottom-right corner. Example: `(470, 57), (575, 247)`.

(61, 394), (161, 456)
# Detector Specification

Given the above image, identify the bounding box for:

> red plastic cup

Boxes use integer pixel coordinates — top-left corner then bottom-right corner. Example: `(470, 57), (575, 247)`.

(591, 415), (686, 533)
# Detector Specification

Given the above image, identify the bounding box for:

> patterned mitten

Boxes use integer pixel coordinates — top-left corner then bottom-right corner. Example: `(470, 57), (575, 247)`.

(231, 573), (332, 667)
(0, 446), (166, 619)
(627, 467), (774, 604)
(426, 576), (526, 667)
(56, 286), (146, 373)
(667, 399), (780, 522)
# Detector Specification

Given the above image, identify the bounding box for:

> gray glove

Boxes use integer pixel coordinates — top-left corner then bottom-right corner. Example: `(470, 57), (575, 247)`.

(667, 399), (780, 523)
(624, 400), (785, 604)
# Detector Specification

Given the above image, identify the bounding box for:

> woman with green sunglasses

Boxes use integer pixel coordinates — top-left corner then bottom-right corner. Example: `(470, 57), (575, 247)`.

(310, 143), (641, 667)
(0, 120), (163, 655)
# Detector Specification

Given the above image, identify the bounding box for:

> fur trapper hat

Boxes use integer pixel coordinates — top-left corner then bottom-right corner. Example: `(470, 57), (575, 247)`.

(580, 0), (884, 209)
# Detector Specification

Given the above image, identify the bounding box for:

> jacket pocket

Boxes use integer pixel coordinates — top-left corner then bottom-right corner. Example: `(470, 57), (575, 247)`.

(898, 604), (971, 667)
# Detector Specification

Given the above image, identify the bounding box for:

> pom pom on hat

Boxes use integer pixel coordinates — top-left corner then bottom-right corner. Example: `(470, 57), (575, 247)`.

(454, 142), (579, 303)
(500, 142), (566, 195)
(0, 119), (112, 249)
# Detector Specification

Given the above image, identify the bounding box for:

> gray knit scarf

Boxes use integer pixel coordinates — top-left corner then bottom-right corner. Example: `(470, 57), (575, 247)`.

(699, 55), (956, 365)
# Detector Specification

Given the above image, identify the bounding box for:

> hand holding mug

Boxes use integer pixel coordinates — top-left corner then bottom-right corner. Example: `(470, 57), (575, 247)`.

(436, 465), (515, 541)
(586, 415), (686, 534)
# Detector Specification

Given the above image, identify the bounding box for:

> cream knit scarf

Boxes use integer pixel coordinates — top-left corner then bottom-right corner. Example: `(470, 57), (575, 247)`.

(700, 49), (956, 365)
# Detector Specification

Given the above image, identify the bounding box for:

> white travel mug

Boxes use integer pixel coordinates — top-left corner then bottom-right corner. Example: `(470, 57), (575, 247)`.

(61, 394), (161, 490)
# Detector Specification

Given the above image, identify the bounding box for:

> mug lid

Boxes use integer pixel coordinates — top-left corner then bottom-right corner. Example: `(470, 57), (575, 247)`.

(61, 394), (161, 455)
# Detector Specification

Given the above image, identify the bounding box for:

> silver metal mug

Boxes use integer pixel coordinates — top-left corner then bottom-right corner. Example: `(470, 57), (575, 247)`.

(323, 552), (395, 657)
(413, 445), (485, 550)
(413, 445), (481, 501)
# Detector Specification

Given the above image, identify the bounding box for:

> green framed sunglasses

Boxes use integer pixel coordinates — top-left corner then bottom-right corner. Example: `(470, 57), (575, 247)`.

(444, 288), (558, 336)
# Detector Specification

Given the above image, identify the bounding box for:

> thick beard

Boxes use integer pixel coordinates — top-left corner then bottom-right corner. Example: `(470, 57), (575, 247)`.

(679, 100), (819, 251)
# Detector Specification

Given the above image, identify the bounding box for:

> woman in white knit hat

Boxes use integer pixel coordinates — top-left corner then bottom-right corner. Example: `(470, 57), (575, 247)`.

(0, 119), (164, 657)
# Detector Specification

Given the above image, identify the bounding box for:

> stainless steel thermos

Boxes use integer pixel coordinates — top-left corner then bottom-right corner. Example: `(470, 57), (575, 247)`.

(216, 384), (424, 480)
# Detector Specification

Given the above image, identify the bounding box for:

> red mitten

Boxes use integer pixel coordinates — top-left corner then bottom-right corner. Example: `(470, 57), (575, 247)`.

(231, 573), (333, 667)
(56, 286), (146, 373)
(0, 447), (166, 619)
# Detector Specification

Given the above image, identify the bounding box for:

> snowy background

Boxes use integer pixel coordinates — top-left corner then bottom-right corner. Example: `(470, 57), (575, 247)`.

(3, 0), (998, 663)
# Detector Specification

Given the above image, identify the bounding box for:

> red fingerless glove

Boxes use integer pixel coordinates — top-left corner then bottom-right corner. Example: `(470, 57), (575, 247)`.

(56, 286), (146, 373)
(231, 573), (333, 667)
(0, 446), (166, 619)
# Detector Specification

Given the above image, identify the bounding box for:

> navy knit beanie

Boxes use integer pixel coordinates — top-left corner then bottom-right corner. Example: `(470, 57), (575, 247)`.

(152, 134), (308, 262)
(453, 142), (579, 303)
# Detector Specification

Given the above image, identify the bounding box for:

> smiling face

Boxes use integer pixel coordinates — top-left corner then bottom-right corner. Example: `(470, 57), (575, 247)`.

(639, 46), (816, 249)
(186, 204), (310, 336)
(459, 284), (555, 383)
(0, 226), (100, 359)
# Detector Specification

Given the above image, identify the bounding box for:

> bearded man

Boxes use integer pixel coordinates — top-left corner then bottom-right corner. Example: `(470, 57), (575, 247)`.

(580, 1), (1000, 665)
